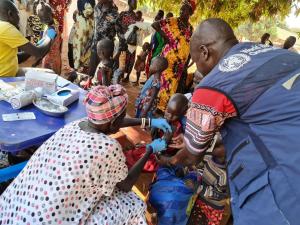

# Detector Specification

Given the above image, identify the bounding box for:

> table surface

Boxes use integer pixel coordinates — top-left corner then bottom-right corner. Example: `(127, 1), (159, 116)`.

(0, 77), (87, 153)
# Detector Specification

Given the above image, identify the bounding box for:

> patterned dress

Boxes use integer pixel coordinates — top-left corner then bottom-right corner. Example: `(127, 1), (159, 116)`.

(42, 22), (61, 74)
(135, 74), (160, 118)
(187, 156), (228, 225)
(116, 10), (137, 74)
(27, 15), (43, 44)
(92, 3), (119, 50)
(156, 18), (193, 112)
(73, 3), (94, 70)
(48, 0), (70, 33)
(0, 119), (146, 225)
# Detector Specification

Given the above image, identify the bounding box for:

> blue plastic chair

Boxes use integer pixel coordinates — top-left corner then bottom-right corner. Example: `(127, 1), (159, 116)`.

(0, 161), (28, 183)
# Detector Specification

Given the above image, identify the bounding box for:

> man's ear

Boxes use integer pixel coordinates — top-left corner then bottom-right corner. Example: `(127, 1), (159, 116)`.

(7, 9), (13, 18)
(199, 45), (209, 61)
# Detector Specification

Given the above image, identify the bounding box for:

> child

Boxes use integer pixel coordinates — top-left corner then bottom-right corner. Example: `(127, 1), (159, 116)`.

(149, 134), (227, 225)
(80, 39), (115, 88)
(134, 42), (150, 85)
(136, 10), (144, 22)
(187, 134), (228, 225)
(36, 1), (61, 74)
(126, 93), (189, 172)
(135, 56), (168, 118)
(68, 10), (77, 69)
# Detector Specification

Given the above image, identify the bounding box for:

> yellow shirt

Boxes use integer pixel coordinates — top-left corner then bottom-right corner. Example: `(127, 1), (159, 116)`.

(0, 21), (29, 77)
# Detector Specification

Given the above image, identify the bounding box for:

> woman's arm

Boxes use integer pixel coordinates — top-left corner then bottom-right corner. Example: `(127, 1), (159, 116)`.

(117, 146), (153, 192)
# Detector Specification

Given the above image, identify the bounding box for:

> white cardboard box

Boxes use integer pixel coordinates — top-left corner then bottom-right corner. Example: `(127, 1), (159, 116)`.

(25, 71), (58, 94)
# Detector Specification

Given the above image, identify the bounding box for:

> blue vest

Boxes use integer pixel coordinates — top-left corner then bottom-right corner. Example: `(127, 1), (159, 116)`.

(198, 43), (300, 225)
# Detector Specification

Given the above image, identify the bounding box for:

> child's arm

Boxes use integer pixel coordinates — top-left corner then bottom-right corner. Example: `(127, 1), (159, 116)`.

(117, 139), (167, 192)
(140, 86), (159, 117)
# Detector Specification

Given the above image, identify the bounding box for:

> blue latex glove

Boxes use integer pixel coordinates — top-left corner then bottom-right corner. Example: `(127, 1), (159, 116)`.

(147, 139), (167, 153)
(46, 28), (57, 40)
(151, 118), (172, 133)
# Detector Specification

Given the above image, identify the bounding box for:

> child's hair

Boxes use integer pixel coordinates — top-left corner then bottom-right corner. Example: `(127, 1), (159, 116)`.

(151, 56), (168, 73)
(168, 93), (189, 116)
(142, 42), (150, 51)
(37, 1), (53, 23)
(166, 12), (174, 18)
(136, 10), (142, 19)
(97, 39), (114, 59)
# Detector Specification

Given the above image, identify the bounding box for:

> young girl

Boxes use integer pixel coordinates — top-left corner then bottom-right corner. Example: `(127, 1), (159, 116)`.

(135, 56), (168, 118)
(187, 135), (228, 225)
(37, 1), (61, 74)
(80, 39), (115, 89)
(134, 42), (150, 85)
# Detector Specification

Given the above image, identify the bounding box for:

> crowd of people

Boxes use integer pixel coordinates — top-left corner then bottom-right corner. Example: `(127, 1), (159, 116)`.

(1, 0), (300, 224)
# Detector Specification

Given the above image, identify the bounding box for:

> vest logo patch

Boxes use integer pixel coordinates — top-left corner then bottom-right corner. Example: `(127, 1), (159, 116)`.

(219, 53), (251, 72)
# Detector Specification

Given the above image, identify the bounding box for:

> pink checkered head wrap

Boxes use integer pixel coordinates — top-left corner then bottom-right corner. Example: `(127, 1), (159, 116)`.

(84, 85), (128, 124)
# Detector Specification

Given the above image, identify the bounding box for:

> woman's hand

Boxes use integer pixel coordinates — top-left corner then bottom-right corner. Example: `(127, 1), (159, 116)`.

(151, 118), (172, 133)
(147, 139), (167, 153)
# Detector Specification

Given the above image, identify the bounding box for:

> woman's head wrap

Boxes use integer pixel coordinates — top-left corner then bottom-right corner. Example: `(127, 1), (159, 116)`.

(84, 85), (128, 125)
(182, 0), (196, 14)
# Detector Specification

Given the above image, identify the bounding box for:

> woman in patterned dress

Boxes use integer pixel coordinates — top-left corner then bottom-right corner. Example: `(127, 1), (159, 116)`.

(48, 0), (71, 33)
(37, 2), (62, 74)
(73, 0), (95, 71)
(152, 0), (195, 113)
(0, 85), (169, 225)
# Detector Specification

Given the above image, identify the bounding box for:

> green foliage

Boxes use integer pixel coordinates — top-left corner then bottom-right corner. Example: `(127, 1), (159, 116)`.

(235, 17), (278, 41)
(138, 0), (300, 27)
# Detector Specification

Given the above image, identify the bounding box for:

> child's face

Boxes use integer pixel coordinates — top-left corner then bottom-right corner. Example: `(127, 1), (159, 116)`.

(136, 12), (142, 21)
(142, 43), (150, 52)
(38, 8), (53, 24)
(164, 101), (182, 123)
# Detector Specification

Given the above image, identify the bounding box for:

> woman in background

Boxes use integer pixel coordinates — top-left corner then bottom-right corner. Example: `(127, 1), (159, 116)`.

(73, 0), (95, 71)
(152, 0), (195, 113)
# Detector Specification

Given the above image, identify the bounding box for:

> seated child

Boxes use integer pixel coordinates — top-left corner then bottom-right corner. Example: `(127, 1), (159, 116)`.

(135, 56), (168, 118)
(149, 134), (227, 225)
(187, 134), (228, 225)
(80, 39), (115, 88)
(36, 2), (60, 74)
(126, 93), (189, 172)
(134, 42), (150, 85)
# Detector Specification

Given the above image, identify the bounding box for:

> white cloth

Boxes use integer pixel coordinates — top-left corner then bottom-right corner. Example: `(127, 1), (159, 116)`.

(0, 119), (129, 224)
(125, 22), (155, 49)
(86, 190), (147, 225)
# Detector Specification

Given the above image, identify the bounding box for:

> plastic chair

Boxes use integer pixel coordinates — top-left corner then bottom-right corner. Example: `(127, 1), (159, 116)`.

(0, 161), (28, 183)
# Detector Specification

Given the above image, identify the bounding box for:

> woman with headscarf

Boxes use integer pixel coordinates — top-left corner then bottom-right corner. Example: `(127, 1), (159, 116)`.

(152, 0), (195, 113)
(73, 0), (95, 71)
(0, 85), (171, 225)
